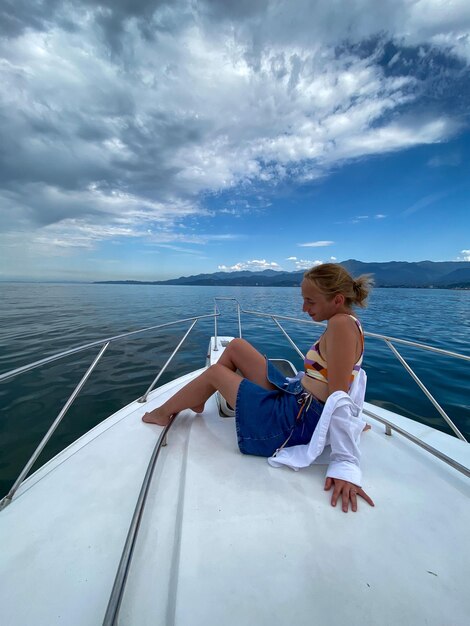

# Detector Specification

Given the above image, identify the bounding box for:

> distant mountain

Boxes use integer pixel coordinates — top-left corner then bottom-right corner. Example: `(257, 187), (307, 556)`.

(95, 260), (470, 288)
(338, 260), (470, 287)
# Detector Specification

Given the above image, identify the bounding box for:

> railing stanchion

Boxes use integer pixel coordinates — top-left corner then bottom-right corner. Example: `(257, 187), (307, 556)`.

(363, 408), (470, 478)
(213, 301), (218, 351)
(0, 314), (219, 384)
(271, 317), (305, 359)
(139, 319), (199, 403)
(241, 307), (468, 444)
(0, 311), (220, 507)
(1, 301), (468, 511)
(0, 342), (110, 510)
(385, 341), (467, 442)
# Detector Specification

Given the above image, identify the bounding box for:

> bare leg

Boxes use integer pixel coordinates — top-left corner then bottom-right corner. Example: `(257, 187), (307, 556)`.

(188, 338), (276, 415)
(142, 363), (243, 426)
(217, 338), (276, 390)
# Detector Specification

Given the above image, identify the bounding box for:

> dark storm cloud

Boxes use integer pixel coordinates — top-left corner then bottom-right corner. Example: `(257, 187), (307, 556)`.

(0, 80), (132, 193)
(1, 0), (183, 48)
(85, 0), (178, 53)
(0, 0), (61, 37)
(201, 0), (270, 21)
(0, 0), (170, 32)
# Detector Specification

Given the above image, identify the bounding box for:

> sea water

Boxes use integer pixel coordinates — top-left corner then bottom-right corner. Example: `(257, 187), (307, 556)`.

(0, 283), (469, 495)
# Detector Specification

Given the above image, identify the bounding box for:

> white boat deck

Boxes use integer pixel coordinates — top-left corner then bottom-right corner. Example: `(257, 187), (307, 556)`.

(1, 362), (470, 625)
(0, 326), (470, 626)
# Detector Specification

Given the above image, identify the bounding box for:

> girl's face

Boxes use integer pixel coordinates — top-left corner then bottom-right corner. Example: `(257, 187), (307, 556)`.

(301, 279), (338, 322)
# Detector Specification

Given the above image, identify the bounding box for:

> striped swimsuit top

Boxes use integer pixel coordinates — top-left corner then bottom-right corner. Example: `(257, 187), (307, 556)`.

(304, 315), (364, 387)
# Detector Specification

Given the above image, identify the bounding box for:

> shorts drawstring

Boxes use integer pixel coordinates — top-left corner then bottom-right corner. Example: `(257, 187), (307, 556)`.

(273, 391), (315, 456)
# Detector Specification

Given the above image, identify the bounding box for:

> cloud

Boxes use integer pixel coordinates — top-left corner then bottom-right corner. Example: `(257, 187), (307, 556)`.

(218, 259), (281, 271)
(4, 2), (470, 60)
(402, 188), (455, 215)
(298, 241), (334, 247)
(1, 0), (469, 261)
(428, 153), (462, 168)
(293, 259), (323, 270)
(457, 249), (470, 261)
(330, 116), (460, 164)
(286, 255), (325, 269)
(0, 183), (209, 249)
(219, 257), (326, 271)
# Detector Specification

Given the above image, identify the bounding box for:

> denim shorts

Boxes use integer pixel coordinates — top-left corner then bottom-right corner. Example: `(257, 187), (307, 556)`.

(235, 359), (325, 457)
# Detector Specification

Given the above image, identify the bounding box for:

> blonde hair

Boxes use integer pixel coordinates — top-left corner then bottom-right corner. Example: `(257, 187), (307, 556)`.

(303, 263), (374, 308)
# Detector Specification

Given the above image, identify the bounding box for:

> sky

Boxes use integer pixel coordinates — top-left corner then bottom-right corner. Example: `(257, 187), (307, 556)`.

(1, 0), (470, 281)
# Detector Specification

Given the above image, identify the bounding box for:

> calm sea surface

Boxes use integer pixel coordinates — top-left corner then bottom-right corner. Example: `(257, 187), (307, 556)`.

(0, 283), (469, 496)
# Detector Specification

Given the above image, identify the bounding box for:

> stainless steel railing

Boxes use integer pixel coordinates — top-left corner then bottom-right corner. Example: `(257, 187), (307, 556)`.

(0, 311), (220, 510)
(239, 305), (469, 442)
(0, 343), (110, 510)
(0, 314), (218, 384)
(102, 301), (470, 626)
(361, 406), (470, 478)
(1, 298), (468, 512)
(213, 296), (243, 350)
(2, 297), (467, 625)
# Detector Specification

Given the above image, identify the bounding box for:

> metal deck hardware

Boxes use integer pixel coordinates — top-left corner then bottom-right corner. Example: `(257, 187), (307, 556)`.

(0, 342), (110, 511)
(102, 415), (178, 626)
(102, 303), (469, 625)
(241, 305), (469, 443)
(0, 312), (219, 508)
(1, 300), (468, 510)
(138, 319), (199, 403)
(361, 408), (470, 478)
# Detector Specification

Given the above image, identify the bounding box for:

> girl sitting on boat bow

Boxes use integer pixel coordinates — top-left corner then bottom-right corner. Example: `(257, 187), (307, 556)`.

(143, 263), (375, 513)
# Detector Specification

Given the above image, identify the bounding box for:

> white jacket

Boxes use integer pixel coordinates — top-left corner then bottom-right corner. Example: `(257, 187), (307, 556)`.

(268, 369), (367, 487)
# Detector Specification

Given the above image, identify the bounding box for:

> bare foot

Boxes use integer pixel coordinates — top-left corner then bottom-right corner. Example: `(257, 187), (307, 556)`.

(191, 403), (205, 414)
(363, 423), (371, 433)
(142, 407), (173, 426)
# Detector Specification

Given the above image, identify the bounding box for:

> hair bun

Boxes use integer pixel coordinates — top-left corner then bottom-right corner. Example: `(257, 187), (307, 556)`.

(303, 263), (373, 308)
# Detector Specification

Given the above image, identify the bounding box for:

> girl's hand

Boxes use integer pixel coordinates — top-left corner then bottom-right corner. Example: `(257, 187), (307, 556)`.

(324, 477), (374, 512)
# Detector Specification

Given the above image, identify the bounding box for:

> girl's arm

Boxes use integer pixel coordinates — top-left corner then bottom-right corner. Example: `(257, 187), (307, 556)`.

(324, 315), (374, 512)
(324, 314), (359, 394)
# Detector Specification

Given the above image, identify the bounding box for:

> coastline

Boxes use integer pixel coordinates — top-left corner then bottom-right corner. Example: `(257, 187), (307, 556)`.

(92, 281), (470, 289)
